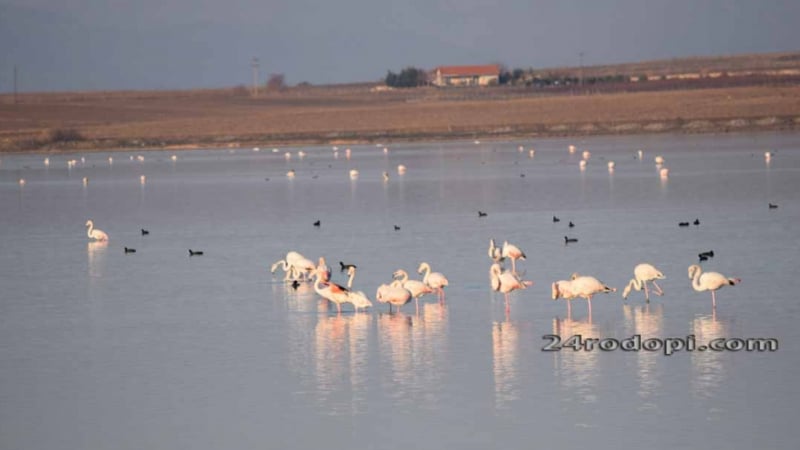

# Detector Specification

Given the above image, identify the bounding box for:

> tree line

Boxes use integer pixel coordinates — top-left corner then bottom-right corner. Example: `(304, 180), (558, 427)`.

(383, 65), (638, 88)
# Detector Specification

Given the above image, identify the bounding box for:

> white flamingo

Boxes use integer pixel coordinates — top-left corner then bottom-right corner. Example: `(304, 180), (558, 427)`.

(688, 264), (740, 309)
(340, 266), (372, 311)
(501, 240), (526, 274)
(316, 257), (331, 283)
(417, 262), (449, 301)
(490, 263), (533, 312)
(622, 263), (665, 302)
(488, 238), (504, 263)
(376, 281), (412, 313)
(271, 251), (315, 281)
(393, 269), (434, 311)
(555, 273), (616, 315)
(85, 220), (109, 241)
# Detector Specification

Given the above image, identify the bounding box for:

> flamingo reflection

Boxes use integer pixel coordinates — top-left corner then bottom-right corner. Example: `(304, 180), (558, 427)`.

(87, 241), (108, 278)
(622, 303), (664, 410)
(691, 312), (728, 404)
(492, 318), (519, 410)
(552, 315), (600, 404)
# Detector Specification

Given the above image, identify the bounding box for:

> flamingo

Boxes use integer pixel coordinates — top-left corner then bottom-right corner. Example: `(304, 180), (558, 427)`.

(376, 281), (412, 313)
(313, 274), (350, 314)
(560, 274), (616, 315)
(418, 262), (449, 301)
(340, 266), (372, 311)
(271, 251), (315, 281)
(654, 155), (665, 165)
(622, 263), (665, 302)
(316, 257), (331, 283)
(688, 264), (740, 309)
(551, 279), (579, 316)
(85, 220), (109, 241)
(393, 269), (434, 311)
(501, 240), (526, 274)
(489, 263), (533, 312)
(488, 238), (504, 263)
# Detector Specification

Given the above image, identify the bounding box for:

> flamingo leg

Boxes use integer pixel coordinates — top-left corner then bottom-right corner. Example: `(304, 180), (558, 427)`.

(337, 303), (342, 314)
(644, 281), (650, 303)
(652, 281), (664, 296)
(504, 293), (510, 313)
(587, 297), (593, 316)
(415, 297), (420, 315)
(510, 258), (517, 274)
(567, 299), (572, 317)
(711, 290), (717, 309)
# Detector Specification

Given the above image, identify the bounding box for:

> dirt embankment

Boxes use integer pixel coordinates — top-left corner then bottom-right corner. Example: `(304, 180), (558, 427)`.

(1, 83), (799, 153)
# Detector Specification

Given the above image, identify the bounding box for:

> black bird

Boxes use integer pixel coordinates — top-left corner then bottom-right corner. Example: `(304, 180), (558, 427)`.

(564, 236), (578, 244)
(699, 250), (715, 259)
(699, 254), (708, 262)
(568, 221), (575, 228)
(339, 261), (357, 272)
(189, 249), (204, 256)
(679, 222), (690, 227)
(478, 211), (488, 217)
(520, 173), (525, 178)
(124, 247), (136, 254)
(553, 216), (561, 223)
(141, 228), (150, 236)
(394, 225), (401, 231)
(313, 220), (321, 227)
(291, 280), (301, 290)
(769, 203), (779, 209)
(693, 219), (700, 226)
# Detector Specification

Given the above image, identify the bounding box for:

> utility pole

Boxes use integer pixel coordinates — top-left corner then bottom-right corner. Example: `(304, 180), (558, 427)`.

(251, 57), (260, 97)
(13, 65), (18, 105)
(579, 51), (584, 89)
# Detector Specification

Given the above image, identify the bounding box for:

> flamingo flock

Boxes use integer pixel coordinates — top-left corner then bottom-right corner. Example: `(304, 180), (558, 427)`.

(69, 141), (751, 320)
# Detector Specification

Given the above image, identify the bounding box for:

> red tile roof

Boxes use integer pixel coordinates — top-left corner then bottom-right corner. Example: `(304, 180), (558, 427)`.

(436, 65), (501, 76)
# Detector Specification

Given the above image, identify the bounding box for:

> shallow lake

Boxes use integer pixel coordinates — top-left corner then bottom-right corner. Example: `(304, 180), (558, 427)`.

(1, 133), (799, 449)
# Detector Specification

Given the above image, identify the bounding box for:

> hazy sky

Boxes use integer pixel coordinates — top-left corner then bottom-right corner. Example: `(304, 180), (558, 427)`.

(2, 0), (799, 92)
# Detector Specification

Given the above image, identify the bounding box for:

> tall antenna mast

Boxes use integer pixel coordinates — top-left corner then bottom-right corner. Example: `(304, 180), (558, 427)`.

(251, 57), (260, 97)
(13, 65), (18, 105)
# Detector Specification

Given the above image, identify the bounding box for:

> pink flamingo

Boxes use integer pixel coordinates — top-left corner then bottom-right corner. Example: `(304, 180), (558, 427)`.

(553, 274), (616, 315)
(489, 263), (533, 312)
(376, 281), (413, 313)
(501, 240), (526, 274)
(418, 262), (449, 302)
(393, 269), (434, 312)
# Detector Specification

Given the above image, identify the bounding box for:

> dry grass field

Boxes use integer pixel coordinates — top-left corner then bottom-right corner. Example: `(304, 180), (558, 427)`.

(2, 52), (800, 152)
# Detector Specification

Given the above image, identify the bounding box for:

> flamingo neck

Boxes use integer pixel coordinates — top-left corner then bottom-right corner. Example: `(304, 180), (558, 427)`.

(690, 267), (704, 291)
(420, 265), (431, 283)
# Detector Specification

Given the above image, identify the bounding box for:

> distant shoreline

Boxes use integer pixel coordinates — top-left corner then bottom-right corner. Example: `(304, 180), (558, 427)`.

(2, 83), (799, 153)
(3, 116), (798, 155)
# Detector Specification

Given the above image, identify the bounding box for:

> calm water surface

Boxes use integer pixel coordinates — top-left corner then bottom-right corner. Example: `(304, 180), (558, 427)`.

(1, 133), (799, 449)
